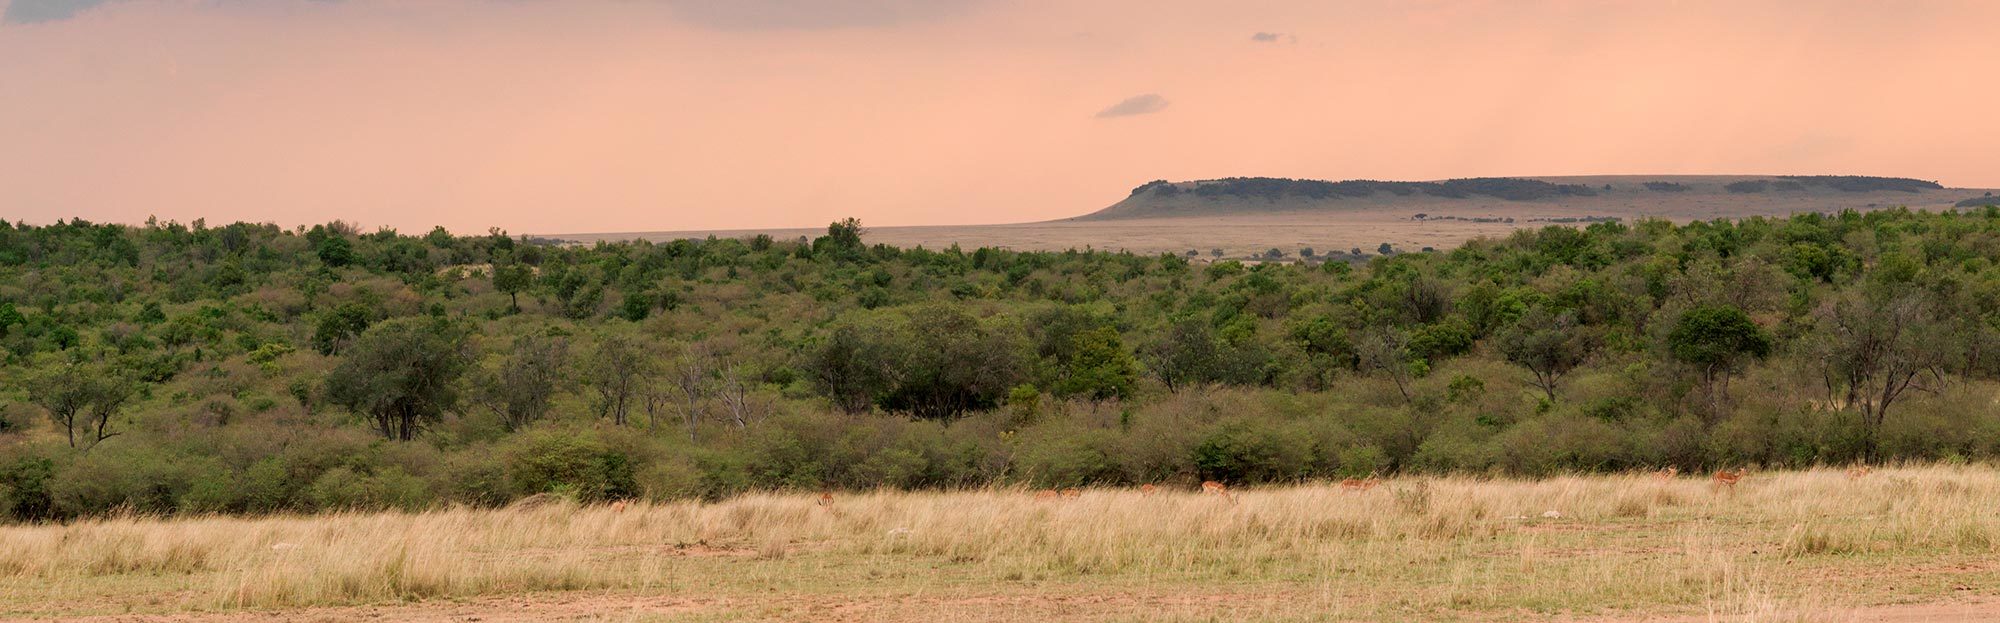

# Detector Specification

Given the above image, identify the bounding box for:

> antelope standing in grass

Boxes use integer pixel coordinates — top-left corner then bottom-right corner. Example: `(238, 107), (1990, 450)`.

(1201, 481), (1230, 496)
(816, 491), (834, 508)
(1139, 484), (1159, 496)
(1059, 487), (1081, 500)
(1712, 468), (1747, 492)
(1846, 466), (1872, 480)
(1655, 466), (1679, 481)
(1339, 472), (1381, 492)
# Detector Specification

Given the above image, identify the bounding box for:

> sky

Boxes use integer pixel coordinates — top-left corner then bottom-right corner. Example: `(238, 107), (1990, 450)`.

(2, 0), (1998, 235)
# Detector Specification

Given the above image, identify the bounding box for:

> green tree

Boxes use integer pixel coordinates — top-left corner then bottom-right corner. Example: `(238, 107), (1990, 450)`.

(580, 332), (655, 427)
(1048, 326), (1138, 400)
(1806, 289), (1948, 456)
(805, 322), (893, 414)
(23, 359), (136, 450)
(473, 333), (569, 431)
(1356, 326), (1418, 402)
(324, 317), (472, 441)
(311, 302), (375, 355)
(874, 305), (1027, 420)
(1143, 318), (1225, 393)
(315, 236), (354, 268)
(1665, 304), (1772, 417)
(491, 259), (534, 313)
(1496, 308), (1597, 401)
(813, 218), (867, 262)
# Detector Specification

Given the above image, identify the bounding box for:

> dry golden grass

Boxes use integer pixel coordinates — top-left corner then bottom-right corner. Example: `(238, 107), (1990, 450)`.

(3, 465), (1998, 621)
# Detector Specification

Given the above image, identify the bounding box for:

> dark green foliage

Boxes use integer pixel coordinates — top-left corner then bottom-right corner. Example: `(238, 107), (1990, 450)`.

(315, 236), (354, 268)
(1496, 308), (1597, 401)
(22, 360), (136, 449)
(7, 211), (2000, 520)
(1668, 306), (1772, 369)
(323, 317), (473, 440)
(505, 432), (637, 502)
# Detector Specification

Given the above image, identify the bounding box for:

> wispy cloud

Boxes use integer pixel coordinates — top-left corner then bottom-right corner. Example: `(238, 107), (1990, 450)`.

(1250, 31), (1296, 43)
(1095, 93), (1168, 119)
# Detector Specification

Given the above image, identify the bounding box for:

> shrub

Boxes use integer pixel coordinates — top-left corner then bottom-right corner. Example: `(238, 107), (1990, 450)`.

(503, 431), (637, 502)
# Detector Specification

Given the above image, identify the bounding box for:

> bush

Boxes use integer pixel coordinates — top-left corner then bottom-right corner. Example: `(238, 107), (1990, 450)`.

(504, 431), (637, 502)
(0, 450), (59, 521)
(305, 466), (431, 511)
(1190, 421), (1310, 484)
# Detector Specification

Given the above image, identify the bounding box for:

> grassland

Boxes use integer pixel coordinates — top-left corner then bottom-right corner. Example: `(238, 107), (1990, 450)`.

(3, 466), (1998, 622)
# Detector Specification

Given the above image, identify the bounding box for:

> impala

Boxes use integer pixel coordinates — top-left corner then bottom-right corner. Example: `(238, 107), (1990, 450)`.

(1712, 468), (1747, 491)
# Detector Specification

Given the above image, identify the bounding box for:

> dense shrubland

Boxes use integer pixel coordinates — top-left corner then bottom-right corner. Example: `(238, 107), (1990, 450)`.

(4, 209), (2000, 520)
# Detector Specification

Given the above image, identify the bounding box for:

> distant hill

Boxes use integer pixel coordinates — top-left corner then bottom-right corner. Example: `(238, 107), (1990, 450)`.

(1957, 193), (1999, 208)
(1082, 174), (1961, 220)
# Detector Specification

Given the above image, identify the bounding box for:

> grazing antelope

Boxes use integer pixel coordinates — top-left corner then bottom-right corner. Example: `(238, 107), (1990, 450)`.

(1846, 466), (1872, 480)
(816, 491), (834, 508)
(1712, 468), (1747, 491)
(1060, 487), (1081, 499)
(609, 500), (629, 513)
(1034, 490), (1060, 501)
(1139, 483), (1159, 496)
(1655, 466), (1679, 481)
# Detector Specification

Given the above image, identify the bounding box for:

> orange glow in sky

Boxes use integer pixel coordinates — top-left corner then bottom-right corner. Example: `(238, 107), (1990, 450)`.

(2, 0), (1996, 234)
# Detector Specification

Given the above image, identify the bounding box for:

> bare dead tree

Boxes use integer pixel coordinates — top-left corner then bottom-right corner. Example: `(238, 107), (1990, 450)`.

(718, 365), (757, 429)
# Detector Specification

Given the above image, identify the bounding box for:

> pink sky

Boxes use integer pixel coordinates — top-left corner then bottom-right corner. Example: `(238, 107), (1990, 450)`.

(2, 0), (1997, 235)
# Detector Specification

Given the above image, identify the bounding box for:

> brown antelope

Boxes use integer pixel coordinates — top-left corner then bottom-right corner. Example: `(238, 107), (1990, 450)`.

(1139, 483), (1159, 496)
(816, 491), (834, 508)
(1060, 487), (1081, 500)
(1712, 468), (1747, 491)
(1200, 481), (1235, 502)
(1846, 466), (1872, 480)
(1339, 471), (1381, 492)
(609, 500), (629, 513)
(1034, 490), (1060, 501)
(1655, 466), (1679, 481)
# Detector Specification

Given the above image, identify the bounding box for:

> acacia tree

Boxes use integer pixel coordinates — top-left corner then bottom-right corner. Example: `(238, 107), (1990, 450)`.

(24, 359), (136, 450)
(1665, 304), (1772, 419)
(805, 322), (892, 414)
(1142, 318), (1225, 393)
(1808, 289), (1950, 456)
(473, 333), (569, 431)
(491, 258), (534, 314)
(1355, 326), (1417, 403)
(580, 332), (654, 427)
(324, 317), (472, 441)
(1496, 308), (1597, 402)
(874, 305), (1027, 420)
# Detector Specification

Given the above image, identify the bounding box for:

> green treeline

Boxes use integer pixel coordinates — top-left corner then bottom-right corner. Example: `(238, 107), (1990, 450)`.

(3, 209), (2000, 520)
